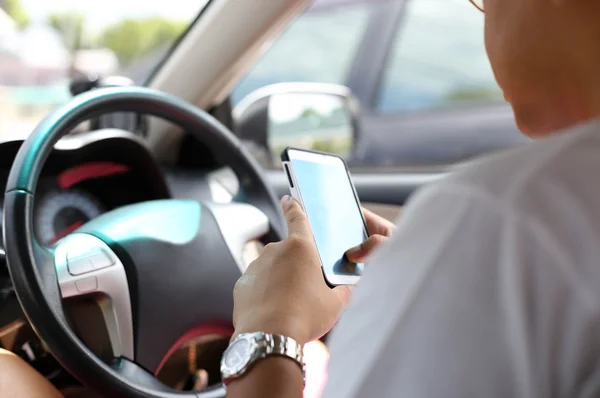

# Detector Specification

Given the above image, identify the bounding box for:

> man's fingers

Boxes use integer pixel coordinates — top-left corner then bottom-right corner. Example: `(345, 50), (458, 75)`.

(362, 208), (396, 237)
(281, 196), (313, 238)
(345, 234), (389, 262)
(192, 369), (209, 390)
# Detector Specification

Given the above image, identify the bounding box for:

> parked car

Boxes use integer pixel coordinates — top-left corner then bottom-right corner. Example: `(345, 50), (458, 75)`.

(232, 0), (530, 169)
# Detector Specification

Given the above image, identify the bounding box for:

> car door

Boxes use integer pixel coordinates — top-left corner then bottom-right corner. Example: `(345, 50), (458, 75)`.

(230, 0), (526, 222)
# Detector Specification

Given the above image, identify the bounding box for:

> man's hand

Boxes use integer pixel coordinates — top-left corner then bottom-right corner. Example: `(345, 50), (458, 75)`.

(346, 207), (396, 263)
(232, 196), (352, 345)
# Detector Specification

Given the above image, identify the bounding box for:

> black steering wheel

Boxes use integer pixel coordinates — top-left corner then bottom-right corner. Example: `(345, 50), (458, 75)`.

(3, 87), (285, 397)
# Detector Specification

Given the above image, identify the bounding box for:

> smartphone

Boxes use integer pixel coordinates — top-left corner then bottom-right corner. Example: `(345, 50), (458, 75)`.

(281, 147), (368, 286)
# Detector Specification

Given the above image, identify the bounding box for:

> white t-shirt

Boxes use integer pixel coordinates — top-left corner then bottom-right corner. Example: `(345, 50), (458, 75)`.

(323, 119), (600, 398)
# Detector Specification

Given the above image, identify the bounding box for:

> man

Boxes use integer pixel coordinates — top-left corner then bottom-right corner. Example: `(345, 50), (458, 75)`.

(4, 0), (600, 396)
(227, 0), (600, 396)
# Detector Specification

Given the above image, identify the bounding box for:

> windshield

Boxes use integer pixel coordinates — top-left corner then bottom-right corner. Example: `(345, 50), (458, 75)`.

(0, 0), (208, 138)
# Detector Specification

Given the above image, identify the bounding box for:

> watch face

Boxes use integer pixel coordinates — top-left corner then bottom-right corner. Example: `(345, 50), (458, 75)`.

(224, 338), (252, 372)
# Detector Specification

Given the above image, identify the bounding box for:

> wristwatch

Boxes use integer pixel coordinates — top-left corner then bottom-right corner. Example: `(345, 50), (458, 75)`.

(220, 332), (305, 385)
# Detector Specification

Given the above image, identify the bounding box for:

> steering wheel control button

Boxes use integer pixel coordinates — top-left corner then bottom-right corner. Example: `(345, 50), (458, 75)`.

(66, 248), (114, 276)
(67, 256), (94, 276)
(59, 282), (78, 298)
(88, 249), (115, 270)
(75, 276), (98, 293)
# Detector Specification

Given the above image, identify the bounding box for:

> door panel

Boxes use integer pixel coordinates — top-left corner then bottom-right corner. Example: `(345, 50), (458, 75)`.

(354, 105), (528, 167)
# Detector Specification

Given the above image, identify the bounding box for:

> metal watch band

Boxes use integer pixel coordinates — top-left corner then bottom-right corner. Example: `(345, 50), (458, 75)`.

(221, 332), (305, 385)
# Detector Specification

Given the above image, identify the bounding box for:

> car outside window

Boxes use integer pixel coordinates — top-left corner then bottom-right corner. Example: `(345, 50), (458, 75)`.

(377, 0), (503, 113)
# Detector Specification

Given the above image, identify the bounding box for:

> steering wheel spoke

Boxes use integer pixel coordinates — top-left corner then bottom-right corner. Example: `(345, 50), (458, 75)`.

(207, 202), (269, 272)
(54, 233), (134, 360)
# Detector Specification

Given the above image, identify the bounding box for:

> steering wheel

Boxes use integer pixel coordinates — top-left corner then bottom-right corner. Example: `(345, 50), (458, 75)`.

(3, 87), (285, 397)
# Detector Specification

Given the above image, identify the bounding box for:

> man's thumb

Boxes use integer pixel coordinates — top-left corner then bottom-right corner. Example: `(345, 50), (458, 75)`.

(281, 196), (312, 238)
(345, 234), (389, 263)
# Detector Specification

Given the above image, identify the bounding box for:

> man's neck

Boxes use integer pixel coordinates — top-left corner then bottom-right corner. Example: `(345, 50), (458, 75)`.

(512, 74), (600, 138)
(508, 2), (600, 137)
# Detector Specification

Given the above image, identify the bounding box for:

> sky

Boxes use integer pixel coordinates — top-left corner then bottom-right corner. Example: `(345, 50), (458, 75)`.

(20, 0), (208, 31)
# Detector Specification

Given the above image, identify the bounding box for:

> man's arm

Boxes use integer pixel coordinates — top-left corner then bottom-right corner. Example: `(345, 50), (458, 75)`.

(226, 357), (303, 398)
(225, 196), (351, 398)
(225, 197), (392, 398)
(0, 349), (63, 398)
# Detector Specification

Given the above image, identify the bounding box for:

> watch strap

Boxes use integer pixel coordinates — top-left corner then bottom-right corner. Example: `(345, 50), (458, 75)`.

(222, 332), (305, 385)
(268, 333), (304, 365)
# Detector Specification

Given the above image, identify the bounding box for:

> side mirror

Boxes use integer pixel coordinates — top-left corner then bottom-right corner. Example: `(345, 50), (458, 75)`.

(233, 83), (360, 167)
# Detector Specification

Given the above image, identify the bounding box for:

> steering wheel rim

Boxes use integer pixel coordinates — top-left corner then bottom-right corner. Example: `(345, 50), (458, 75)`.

(3, 87), (285, 397)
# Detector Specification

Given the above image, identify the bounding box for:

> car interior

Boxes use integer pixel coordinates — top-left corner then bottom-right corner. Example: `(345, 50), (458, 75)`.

(0, 0), (524, 396)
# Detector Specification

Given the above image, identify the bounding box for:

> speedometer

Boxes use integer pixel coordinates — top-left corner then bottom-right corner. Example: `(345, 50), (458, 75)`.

(35, 190), (104, 245)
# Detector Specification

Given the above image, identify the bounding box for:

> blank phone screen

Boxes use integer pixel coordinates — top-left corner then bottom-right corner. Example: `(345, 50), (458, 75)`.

(290, 155), (367, 281)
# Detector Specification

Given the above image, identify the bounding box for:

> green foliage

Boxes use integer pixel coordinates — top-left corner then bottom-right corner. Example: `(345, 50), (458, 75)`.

(3, 0), (29, 28)
(311, 138), (352, 155)
(48, 13), (86, 52)
(99, 17), (187, 66)
(300, 107), (323, 119)
(445, 87), (503, 103)
(271, 138), (352, 161)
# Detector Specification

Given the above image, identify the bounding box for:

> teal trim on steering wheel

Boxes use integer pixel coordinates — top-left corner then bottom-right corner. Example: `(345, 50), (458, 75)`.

(7, 86), (200, 194)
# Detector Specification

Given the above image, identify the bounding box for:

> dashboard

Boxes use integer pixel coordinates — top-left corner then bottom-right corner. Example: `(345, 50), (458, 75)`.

(3, 164), (138, 248)
(0, 129), (171, 254)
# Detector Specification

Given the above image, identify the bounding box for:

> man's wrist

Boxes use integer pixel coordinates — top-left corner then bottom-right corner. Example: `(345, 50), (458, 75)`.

(234, 317), (310, 345)
(226, 355), (304, 398)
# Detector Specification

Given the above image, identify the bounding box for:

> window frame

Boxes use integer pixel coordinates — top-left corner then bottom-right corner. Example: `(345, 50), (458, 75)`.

(343, 0), (408, 110)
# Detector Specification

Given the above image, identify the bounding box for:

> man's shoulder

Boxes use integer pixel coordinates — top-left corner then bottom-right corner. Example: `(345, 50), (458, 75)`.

(439, 122), (600, 209)
(416, 121), (600, 292)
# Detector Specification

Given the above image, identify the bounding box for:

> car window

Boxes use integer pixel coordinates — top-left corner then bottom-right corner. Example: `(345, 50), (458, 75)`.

(377, 0), (503, 113)
(231, 1), (372, 105)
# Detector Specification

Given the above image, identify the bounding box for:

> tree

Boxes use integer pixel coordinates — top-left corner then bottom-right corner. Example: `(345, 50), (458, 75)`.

(49, 13), (86, 53)
(2, 0), (29, 28)
(445, 87), (503, 103)
(99, 17), (187, 67)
